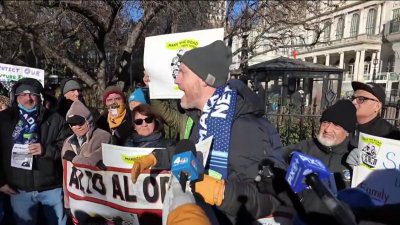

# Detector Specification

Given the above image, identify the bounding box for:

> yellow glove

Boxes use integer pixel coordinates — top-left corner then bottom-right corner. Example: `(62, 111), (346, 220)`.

(131, 153), (157, 183)
(194, 174), (225, 206)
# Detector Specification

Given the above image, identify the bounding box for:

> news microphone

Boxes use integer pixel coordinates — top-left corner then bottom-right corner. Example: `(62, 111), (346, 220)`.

(285, 152), (357, 225)
(171, 139), (203, 192)
(285, 151), (332, 193)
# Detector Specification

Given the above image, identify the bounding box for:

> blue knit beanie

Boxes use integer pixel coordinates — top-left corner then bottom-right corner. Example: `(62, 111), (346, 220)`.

(128, 88), (147, 104)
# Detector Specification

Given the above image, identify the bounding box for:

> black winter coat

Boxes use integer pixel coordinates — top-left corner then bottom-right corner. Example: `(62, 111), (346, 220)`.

(98, 110), (132, 146)
(0, 106), (68, 191)
(351, 116), (400, 148)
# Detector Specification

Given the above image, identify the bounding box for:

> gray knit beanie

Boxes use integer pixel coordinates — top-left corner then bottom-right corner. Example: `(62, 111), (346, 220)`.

(63, 80), (82, 95)
(180, 40), (232, 88)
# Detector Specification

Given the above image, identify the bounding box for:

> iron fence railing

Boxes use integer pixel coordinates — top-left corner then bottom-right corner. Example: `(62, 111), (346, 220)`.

(266, 104), (400, 147)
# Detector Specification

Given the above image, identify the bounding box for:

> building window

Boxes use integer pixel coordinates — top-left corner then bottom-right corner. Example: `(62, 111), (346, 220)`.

(323, 22), (331, 41)
(391, 8), (400, 33)
(393, 8), (400, 20)
(280, 47), (288, 56)
(350, 13), (360, 37)
(366, 8), (377, 35)
(387, 55), (395, 72)
(336, 17), (345, 40)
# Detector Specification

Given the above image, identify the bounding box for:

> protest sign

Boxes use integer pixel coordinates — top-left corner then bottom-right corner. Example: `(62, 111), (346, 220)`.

(143, 28), (224, 99)
(102, 137), (213, 169)
(65, 144), (174, 225)
(101, 144), (159, 169)
(66, 139), (213, 224)
(0, 62), (45, 90)
(351, 132), (400, 205)
(65, 162), (169, 225)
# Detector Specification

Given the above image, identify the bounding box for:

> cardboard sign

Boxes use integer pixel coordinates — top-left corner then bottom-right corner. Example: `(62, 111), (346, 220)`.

(351, 133), (400, 205)
(65, 162), (170, 225)
(143, 28), (224, 99)
(0, 62), (45, 89)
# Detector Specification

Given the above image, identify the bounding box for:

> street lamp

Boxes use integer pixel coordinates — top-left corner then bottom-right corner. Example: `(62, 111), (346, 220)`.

(372, 57), (379, 82)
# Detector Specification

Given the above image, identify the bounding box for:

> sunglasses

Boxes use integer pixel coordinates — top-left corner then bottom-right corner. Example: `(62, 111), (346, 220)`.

(350, 95), (379, 104)
(134, 117), (154, 125)
(68, 121), (86, 127)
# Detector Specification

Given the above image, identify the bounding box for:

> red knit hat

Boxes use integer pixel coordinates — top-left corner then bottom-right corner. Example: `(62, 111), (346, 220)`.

(103, 86), (125, 104)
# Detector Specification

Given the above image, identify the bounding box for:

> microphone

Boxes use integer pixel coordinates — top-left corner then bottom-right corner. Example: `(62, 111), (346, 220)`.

(285, 151), (332, 193)
(171, 139), (203, 192)
(285, 152), (357, 225)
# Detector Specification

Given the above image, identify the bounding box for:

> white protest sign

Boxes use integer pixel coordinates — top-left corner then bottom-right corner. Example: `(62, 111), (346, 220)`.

(65, 162), (169, 225)
(143, 28), (224, 99)
(0, 62), (45, 89)
(351, 132), (400, 205)
(101, 143), (160, 169)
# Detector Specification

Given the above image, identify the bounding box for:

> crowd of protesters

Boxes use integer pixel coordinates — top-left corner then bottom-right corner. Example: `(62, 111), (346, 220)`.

(0, 40), (399, 225)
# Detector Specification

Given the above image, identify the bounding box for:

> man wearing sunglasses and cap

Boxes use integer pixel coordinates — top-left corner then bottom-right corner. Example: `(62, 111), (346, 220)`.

(350, 81), (399, 140)
(346, 81), (400, 168)
(0, 78), (68, 225)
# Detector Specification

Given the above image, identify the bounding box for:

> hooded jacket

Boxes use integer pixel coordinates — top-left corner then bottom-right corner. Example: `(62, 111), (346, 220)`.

(189, 80), (287, 224)
(61, 100), (111, 166)
(0, 78), (68, 191)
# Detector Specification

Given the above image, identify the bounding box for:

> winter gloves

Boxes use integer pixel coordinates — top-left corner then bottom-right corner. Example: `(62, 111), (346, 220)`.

(131, 152), (157, 183)
(194, 174), (225, 206)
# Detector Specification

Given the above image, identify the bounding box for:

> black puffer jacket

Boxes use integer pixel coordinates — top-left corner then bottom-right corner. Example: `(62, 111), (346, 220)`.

(0, 78), (68, 191)
(188, 80), (287, 224)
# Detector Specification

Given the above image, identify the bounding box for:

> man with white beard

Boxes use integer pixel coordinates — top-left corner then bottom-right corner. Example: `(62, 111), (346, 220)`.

(283, 99), (357, 224)
(284, 99), (357, 190)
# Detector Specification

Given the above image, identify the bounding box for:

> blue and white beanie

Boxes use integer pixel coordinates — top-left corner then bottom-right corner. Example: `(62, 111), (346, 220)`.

(128, 88), (148, 104)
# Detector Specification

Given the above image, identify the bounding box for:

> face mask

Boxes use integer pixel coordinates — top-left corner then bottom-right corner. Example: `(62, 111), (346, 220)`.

(18, 103), (38, 113)
(108, 103), (125, 117)
(110, 108), (118, 116)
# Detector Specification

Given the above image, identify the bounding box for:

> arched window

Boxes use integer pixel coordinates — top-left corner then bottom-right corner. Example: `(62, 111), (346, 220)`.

(366, 8), (377, 35)
(350, 13), (360, 37)
(336, 17), (345, 40)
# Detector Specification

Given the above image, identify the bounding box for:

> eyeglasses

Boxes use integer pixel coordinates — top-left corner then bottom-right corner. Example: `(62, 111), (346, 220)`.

(350, 96), (379, 104)
(134, 117), (154, 125)
(68, 120), (86, 127)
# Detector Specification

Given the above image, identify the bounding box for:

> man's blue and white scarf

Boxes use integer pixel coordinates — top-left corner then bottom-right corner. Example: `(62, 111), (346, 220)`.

(12, 105), (40, 144)
(198, 85), (237, 180)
